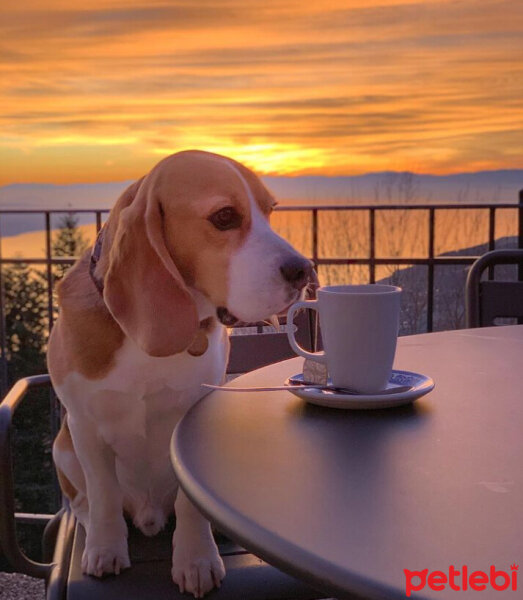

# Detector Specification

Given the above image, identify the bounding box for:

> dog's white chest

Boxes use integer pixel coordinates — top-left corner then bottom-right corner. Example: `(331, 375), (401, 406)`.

(56, 323), (228, 512)
(115, 386), (192, 511)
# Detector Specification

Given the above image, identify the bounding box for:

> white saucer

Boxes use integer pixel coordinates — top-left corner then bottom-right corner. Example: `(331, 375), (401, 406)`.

(284, 370), (434, 409)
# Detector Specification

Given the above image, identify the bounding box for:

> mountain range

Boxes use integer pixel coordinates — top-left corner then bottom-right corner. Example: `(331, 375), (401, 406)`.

(0, 169), (521, 237)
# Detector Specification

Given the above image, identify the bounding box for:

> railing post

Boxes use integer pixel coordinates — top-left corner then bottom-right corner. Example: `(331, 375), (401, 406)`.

(0, 216), (8, 397)
(312, 208), (318, 268)
(427, 208), (435, 332)
(488, 207), (496, 251)
(488, 207), (496, 280)
(519, 190), (523, 282)
(45, 212), (54, 331)
(44, 213), (61, 508)
(96, 210), (103, 234)
(369, 208), (375, 283)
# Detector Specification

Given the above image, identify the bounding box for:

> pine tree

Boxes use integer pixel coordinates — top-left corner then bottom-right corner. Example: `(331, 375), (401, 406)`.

(0, 262), (54, 568)
(52, 212), (89, 282)
(0, 214), (90, 565)
(1, 262), (48, 385)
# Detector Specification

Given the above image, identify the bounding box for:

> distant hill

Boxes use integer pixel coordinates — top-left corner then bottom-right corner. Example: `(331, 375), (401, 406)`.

(0, 181), (131, 211)
(379, 236), (519, 334)
(264, 169), (523, 206)
(0, 169), (521, 237)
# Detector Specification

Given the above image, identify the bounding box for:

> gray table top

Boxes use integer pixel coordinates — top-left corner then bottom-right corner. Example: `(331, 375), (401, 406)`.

(171, 326), (523, 600)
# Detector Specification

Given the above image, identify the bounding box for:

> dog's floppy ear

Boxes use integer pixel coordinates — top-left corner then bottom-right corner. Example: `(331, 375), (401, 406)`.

(104, 177), (199, 357)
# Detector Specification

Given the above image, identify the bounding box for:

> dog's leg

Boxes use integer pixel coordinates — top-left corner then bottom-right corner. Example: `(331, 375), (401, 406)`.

(172, 488), (225, 598)
(67, 415), (130, 577)
(53, 416), (90, 530)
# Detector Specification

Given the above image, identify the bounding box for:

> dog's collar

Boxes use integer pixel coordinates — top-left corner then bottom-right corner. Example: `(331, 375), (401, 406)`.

(89, 225), (106, 296)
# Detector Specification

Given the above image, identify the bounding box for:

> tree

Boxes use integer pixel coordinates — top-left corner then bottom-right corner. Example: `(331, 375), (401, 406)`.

(0, 262), (53, 568)
(52, 212), (89, 282)
(0, 215), (89, 566)
(1, 262), (48, 386)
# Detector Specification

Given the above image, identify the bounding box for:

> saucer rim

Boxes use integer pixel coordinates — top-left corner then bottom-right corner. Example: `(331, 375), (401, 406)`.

(284, 369), (434, 409)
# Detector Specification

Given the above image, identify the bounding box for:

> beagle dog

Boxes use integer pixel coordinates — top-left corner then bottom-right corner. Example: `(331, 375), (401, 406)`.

(47, 150), (313, 598)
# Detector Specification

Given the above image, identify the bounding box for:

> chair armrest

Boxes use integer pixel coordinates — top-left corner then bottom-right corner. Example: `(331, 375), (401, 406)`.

(0, 374), (54, 579)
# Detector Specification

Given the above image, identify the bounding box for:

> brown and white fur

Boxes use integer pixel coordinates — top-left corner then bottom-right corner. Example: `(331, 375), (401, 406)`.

(47, 150), (312, 598)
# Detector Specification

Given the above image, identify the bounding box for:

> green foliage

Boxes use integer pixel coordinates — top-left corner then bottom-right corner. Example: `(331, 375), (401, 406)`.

(1, 262), (54, 566)
(0, 260), (53, 505)
(52, 212), (89, 282)
(2, 263), (48, 383)
(0, 215), (88, 568)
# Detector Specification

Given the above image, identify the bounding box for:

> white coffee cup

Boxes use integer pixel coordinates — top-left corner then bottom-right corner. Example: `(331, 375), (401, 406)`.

(287, 284), (401, 394)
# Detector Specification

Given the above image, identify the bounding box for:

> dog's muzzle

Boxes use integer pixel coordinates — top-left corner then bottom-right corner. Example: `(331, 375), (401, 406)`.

(216, 262), (317, 327)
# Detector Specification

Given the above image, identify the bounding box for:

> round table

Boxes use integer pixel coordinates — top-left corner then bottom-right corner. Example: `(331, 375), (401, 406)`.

(171, 326), (523, 600)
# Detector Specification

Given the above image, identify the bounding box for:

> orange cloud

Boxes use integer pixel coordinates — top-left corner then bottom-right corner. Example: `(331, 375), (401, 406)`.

(0, 0), (521, 183)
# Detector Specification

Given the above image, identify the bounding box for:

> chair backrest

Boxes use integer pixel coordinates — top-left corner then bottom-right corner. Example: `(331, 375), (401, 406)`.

(465, 249), (523, 328)
(227, 309), (317, 375)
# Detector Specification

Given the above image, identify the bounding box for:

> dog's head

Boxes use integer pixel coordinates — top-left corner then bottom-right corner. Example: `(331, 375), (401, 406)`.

(102, 150), (313, 357)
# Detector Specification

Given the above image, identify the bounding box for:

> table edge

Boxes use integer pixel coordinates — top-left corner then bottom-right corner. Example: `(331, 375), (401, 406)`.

(171, 422), (419, 600)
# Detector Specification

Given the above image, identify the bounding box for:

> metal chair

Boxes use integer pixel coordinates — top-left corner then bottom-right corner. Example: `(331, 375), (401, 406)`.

(465, 248), (523, 328)
(227, 309), (316, 376)
(0, 312), (323, 600)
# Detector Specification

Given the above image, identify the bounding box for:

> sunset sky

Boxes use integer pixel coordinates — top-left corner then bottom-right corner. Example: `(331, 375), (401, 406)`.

(1, 0), (522, 184)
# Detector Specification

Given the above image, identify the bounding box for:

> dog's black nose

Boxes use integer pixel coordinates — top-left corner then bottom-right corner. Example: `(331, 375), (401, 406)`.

(280, 257), (313, 290)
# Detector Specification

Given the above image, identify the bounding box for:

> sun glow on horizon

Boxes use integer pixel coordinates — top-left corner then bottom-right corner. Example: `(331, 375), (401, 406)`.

(151, 142), (331, 175)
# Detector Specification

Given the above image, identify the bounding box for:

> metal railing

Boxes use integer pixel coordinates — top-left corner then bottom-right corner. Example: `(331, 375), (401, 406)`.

(0, 197), (522, 392)
(300, 199), (522, 330)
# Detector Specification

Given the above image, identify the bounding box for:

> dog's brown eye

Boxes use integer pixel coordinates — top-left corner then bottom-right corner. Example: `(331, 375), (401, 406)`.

(209, 207), (242, 231)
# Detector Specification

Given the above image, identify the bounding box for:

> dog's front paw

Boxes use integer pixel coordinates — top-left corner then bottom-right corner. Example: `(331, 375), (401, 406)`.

(82, 536), (130, 577)
(171, 529), (225, 598)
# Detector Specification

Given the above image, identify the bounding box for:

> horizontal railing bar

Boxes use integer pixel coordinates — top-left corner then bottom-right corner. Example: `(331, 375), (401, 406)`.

(0, 203), (518, 216)
(0, 255), (493, 267)
(0, 209), (110, 215)
(0, 258), (77, 265)
(315, 257), (483, 265)
(272, 203), (520, 211)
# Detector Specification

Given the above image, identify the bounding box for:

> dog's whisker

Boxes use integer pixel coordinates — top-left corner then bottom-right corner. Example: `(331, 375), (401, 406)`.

(268, 314), (280, 332)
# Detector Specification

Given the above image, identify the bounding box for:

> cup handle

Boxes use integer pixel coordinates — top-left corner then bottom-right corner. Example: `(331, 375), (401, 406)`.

(286, 300), (327, 364)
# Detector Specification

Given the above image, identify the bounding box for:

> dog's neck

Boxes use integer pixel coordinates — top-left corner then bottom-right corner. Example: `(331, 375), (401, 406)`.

(189, 287), (221, 324)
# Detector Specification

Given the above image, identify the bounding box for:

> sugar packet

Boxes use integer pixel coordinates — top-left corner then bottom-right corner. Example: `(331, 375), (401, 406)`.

(302, 358), (328, 385)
